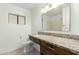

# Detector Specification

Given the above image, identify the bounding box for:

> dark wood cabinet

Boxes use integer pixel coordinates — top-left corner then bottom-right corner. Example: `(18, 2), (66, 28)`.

(29, 35), (77, 55)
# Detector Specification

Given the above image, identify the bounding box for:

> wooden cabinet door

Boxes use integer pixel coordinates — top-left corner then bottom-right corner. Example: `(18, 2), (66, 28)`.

(40, 40), (77, 55)
(40, 40), (57, 55)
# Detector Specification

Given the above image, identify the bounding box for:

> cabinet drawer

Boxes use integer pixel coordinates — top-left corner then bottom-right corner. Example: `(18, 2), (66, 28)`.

(40, 40), (56, 50)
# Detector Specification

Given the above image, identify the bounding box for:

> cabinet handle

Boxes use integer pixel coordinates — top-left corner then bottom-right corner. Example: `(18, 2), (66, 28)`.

(48, 47), (55, 51)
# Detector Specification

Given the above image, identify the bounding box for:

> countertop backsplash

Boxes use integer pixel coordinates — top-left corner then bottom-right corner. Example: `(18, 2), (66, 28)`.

(38, 31), (79, 40)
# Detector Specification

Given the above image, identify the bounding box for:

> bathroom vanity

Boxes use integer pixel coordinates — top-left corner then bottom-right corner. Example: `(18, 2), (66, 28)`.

(29, 31), (79, 55)
(29, 3), (79, 55)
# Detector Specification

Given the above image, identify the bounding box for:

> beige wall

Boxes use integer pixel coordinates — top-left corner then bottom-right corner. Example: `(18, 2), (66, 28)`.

(0, 3), (31, 54)
(47, 20), (62, 31)
(43, 14), (62, 31)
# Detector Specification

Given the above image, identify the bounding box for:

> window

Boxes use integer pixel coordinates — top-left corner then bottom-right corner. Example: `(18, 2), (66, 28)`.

(8, 13), (26, 25)
(18, 16), (26, 25)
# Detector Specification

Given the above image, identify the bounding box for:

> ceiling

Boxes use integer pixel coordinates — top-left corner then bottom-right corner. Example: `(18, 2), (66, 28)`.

(12, 3), (47, 10)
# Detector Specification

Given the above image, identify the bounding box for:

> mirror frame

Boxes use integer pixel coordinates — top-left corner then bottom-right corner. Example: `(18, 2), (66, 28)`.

(41, 3), (71, 32)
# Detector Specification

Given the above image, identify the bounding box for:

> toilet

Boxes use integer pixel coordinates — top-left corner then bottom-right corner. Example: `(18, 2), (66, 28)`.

(22, 40), (34, 53)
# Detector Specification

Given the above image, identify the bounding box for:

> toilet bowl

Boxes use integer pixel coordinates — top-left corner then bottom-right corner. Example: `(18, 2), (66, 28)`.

(21, 40), (34, 53)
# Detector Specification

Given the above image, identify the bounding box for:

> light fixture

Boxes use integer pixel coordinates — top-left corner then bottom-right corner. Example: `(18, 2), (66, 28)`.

(41, 3), (63, 14)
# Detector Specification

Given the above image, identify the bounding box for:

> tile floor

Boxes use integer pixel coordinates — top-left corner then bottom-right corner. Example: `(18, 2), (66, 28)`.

(2, 47), (40, 55)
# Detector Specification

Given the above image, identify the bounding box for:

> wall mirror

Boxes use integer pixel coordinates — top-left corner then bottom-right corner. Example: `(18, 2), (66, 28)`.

(42, 3), (71, 32)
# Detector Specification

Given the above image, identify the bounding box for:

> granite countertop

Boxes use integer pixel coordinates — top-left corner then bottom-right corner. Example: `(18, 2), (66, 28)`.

(38, 31), (79, 35)
(39, 31), (71, 34)
(30, 34), (79, 54)
(38, 31), (79, 40)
